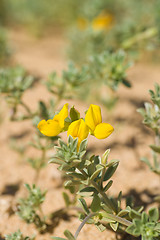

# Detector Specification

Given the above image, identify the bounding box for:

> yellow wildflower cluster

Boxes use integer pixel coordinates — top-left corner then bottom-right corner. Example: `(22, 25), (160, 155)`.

(38, 104), (114, 148)
(77, 12), (113, 31)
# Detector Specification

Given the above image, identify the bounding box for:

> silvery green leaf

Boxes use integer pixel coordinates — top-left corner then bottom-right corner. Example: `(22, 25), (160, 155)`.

(150, 144), (160, 153)
(49, 157), (64, 165)
(78, 187), (97, 197)
(103, 180), (113, 192)
(110, 222), (119, 231)
(90, 165), (104, 180)
(79, 139), (88, 152)
(103, 162), (119, 181)
(78, 198), (90, 215)
(90, 194), (101, 212)
(129, 209), (141, 219)
(148, 208), (159, 222)
(95, 222), (106, 232)
(64, 230), (75, 240)
(64, 180), (80, 187)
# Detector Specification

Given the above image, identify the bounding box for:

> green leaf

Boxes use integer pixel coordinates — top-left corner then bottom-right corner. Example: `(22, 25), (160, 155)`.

(122, 79), (131, 88)
(95, 222), (106, 232)
(129, 209), (141, 219)
(117, 207), (131, 217)
(150, 144), (160, 153)
(101, 149), (110, 165)
(90, 166), (104, 180)
(105, 159), (119, 168)
(126, 224), (139, 236)
(78, 187), (98, 197)
(64, 180), (80, 187)
(78, 198), (90, 215)
(79, 139), (88, 153)
(103, 180), (113, 192)
(141, 157), (151, 167)
(70, 106), (80, 121)
(154, 222), (160, 231)
(148, 208), (159, 222)
(90, 194), (101, 212)
(49, 157), (64, 165)
(103, 162), (119, 181)
(110, 222), (119, 231)
(141, 212), (148, 224)
(64, 230), (75, 240)
(66, 172), (85, 180)
(62, 192), (70, 207)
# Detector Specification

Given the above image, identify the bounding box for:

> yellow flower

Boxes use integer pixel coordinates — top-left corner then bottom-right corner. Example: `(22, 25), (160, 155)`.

(85, 104), (114, 139)
(67, 119), (89, 148)
(37, 103), (68, 137)
(92, 13), (113, 31)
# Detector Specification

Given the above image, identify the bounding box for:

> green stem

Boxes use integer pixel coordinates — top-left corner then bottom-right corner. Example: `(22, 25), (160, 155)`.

(102, 212), (132, 227)
(20, 100), (32, 114)
(34, 148), (46, 184)
(79, 169), (116, 213)
(122, 27), (158, 50)
(74, 213), (97, 239)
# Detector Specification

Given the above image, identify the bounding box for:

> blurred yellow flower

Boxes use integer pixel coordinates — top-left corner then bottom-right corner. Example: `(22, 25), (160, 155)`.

(37, 103), (68, 137)
(85, 104), (114, 139)
(92, 13), (113, 31)
(67, 119), (89, 148)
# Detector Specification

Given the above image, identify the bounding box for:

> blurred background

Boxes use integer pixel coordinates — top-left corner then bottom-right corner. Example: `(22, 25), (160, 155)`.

(0, 0), (160, 67)
(0, 1), (160, 239)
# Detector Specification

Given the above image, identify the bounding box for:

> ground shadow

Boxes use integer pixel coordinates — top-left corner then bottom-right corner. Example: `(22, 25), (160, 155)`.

(123, 188), (156, 209)
(41, 208), (75, 234)
(1, 182), (20, 196)
(9, 130), (31, 139)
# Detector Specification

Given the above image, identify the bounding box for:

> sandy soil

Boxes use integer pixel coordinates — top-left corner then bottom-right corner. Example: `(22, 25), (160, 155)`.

(0, 30), (160, 240)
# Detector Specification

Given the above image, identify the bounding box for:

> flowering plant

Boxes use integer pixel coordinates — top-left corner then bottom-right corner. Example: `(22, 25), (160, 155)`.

(38, 103), (160, 240)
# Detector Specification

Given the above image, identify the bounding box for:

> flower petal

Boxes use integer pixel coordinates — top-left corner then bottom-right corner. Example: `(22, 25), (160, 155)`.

(94, 123), (114, 139)
(68, 119), (89, 140)
(77, 119), (89, 141)
(68, 119), (89, 150)
(85, 104), (102, 132)
(54, 103), (68, 129)
(37, 119), (61, 137)
(67, 119), (80, 138)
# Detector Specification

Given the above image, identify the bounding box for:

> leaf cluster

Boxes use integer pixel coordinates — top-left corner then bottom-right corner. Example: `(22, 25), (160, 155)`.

(5, 230), (35, 240)
(126, 208), (160, 240)
(0, 66), (34, 95)
(17, 184), (46, 231)
(138, 83), (160, 175)
(51, 136), (160, 239)
(46, 50), (131, 109)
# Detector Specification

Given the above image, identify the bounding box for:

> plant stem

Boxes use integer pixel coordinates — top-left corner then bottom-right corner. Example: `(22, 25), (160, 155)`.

(122, 27), (158, 50)
(79, 169), (116, 213)
(20, 100), (32, 114)
(74, 213), (97, 239)
(34, 148), (46, 184)
(102, 212), (132, 227)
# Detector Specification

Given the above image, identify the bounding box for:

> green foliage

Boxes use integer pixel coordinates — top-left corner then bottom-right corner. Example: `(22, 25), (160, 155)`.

(0, 66), (34, 94)
(138, 83), (160, 175)
(50, 135), (160, 239)
(126, 208), (160, 239)
(47, 50), (131, 109)
(5, 230), (35, 240)
(17, 184), (47, 231)
(68, 0), (160, 63)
